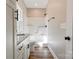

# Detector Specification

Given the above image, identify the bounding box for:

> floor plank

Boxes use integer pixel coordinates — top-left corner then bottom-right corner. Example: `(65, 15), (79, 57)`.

(29, 44), (54, 59)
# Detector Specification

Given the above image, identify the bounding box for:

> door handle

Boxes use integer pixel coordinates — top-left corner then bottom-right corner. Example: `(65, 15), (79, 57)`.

(65, 36), (70, 41)
(15, 10), (18, 21)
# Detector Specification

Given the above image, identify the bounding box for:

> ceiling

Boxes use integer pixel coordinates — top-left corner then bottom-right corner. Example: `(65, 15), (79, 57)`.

(24, 0), (48, 8)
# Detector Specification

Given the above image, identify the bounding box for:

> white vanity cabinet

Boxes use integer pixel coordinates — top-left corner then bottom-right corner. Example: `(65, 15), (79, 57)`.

(17, 47), (24, 59)
(16, 0), (30, 59)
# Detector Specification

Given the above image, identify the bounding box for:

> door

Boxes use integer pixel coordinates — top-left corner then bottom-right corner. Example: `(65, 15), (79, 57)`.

(65, 0), (73, 59)
(6, 0), (16, 59)
(48, 19), (65, 59)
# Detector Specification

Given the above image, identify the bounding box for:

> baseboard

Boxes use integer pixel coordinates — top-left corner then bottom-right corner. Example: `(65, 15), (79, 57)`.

(48, 46), (58, 59)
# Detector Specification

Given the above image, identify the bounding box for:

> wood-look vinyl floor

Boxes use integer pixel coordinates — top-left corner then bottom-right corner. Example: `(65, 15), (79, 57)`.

(29, 45), (54, 59)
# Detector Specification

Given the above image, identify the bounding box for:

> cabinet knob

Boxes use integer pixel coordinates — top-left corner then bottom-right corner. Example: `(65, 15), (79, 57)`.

(19, 46), (23, 50)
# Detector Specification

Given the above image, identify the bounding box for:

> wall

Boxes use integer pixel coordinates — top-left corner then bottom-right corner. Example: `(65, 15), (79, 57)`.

(27, 17), (47, 43)
(28, 17), (46, 34)
(27, 8), (46, 17)
(47, 0), (66, 23)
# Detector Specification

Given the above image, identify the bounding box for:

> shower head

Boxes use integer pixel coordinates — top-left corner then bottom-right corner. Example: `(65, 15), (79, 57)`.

(48, 17), (55, 22)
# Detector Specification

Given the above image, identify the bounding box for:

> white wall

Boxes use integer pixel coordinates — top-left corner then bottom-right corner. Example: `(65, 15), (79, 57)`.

(27, 8), (46, 17)
(27, 17), (48, 43)
(28, 17), (46, 34)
